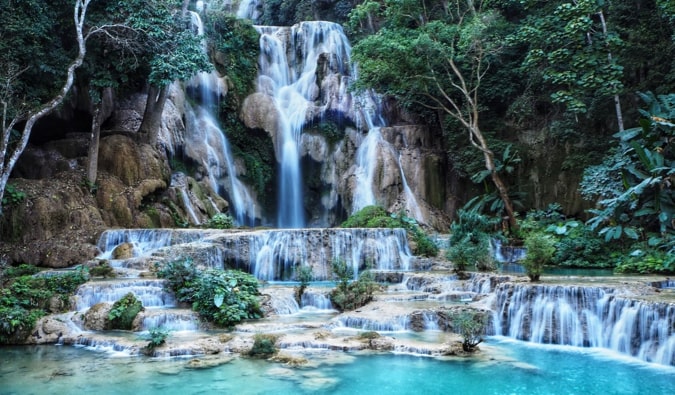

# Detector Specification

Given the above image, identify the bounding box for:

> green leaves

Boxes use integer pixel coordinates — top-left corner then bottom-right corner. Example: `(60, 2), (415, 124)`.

(158, 258), (261, 327)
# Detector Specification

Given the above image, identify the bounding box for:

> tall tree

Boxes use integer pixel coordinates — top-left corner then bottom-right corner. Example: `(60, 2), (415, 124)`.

(511, 0), (625, 128)
(350, 0), (519, 229)
(0, 0), (95, 213)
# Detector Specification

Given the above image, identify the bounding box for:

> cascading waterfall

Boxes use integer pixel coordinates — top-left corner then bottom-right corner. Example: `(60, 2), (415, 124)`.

(256, 23), (353, 227)
(74, 280), (177, 311)
(184, 11), (257, 226)
(492, 283), (675, 365)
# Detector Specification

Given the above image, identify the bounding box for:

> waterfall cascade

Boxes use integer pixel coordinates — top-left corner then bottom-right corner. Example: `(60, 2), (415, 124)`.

(492, 283), (675, 365)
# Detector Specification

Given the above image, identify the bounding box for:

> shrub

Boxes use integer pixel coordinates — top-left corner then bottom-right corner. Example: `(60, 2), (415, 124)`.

(144, 327), (169, 352)
(329, 260), (377, 312)
(614, 249), (675, 274)
(89, 261), (115, 278)
(446, 209), (498, 274)
(293, 265), (313, 304)
(453, 311), (487, 352)
(158, 258), (262, 327)
(108, 293), (143, 330)
(522, 232), (556, 281)
(157, 258), (200, 303)
(0, 266), (89, 343)
(206, 213), (234, 229)
(249, 333), (279, 358)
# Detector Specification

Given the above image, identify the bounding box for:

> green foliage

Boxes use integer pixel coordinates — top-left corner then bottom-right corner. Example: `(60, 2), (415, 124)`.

(453, 311), (487, 352)
(511, 0), (624, 115)
(446, 209), (499, 273)
(1, 185), (26, 207)
(144, 326), (169, 351)
(521, 232), (556, 281)
(157, 258), (200, 304)
(88, 261), (115, 278)
(158, 258), (262, 327)
(249, 333), (279, 358)
(0, 266), (88, 343)
(329, 260), (377, 312)
(108, 293), (143, 330)
(614, 249), (675, 274)
(581, 92), (675, 251)
(293, 265), (314, 304)
(205, 213), (235, 229)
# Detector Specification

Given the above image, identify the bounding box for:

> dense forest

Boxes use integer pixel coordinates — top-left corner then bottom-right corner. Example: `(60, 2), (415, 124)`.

(0, 0), (673, 274)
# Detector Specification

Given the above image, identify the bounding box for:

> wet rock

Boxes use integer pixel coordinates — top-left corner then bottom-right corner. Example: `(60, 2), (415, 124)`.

(112, 242), (134, 259)
(83, 303), (112, 331)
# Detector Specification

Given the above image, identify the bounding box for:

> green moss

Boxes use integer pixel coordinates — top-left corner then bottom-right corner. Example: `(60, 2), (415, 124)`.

(108, 292), (143, 330)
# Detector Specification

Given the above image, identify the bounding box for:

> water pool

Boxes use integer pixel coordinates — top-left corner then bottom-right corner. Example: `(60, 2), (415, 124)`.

(1, 338), (673, 395)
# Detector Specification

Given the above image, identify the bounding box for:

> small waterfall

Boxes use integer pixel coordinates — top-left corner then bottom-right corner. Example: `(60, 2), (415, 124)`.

(301, 290), (334, 311)
(422, 311), (440, 331)
(236, 0), (262, 21)
(352, 127), (382, 211)
(74, 280), (176, 310)
(239, 228), (414, 281)
(493, 283), (675, 366)
(96, 229), (206, 258)
(140, 310), (200, 331)
(492, 239), (527, 263)
(333, 315), (411, 332)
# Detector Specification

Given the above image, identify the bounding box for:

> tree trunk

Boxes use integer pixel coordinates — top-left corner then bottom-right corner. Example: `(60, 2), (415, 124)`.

(0, 0), (92, 213)
(85, 103), (102, 187)
(598, 10), (624, 132)
(138, 85), (169, 146)
(470, 124), (518, 230)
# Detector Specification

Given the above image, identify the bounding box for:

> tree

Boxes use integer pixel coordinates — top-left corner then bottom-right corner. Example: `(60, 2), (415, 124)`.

(511, 0), (625, 129)
(581, 92), (675, 250)
(350, 0), (519, 229)
(0, 0), (94, 213)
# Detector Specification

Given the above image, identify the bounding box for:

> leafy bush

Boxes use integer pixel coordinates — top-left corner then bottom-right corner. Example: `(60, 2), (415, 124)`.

(144, 326), (169, 352)
(446, 209), (499, 274)
(329, 259), (377, 312)
(158, 258), (262, 327)
(2, 184), (26, 207)
(89, 261), (115, 278)
(108, 293), (143, 330)
(453, 311), (487, 352)
(157, 258), (200, 303)
(614, 249), (674, 274)
(0, 267), (88, 343)
(293, 265), (313, 304)
(521, 232), (556, 281)
(205, 213), (234, 229)
(249, 333), (279, 358)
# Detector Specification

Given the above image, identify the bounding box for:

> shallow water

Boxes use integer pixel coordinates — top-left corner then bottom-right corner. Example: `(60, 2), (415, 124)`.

(1, 338), (673, 395)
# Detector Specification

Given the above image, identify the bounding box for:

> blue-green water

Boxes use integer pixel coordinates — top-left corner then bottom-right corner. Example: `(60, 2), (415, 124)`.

(1, 338), (673, 395)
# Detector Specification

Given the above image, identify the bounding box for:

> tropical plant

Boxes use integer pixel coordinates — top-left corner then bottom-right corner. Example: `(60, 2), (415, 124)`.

(329, 259), (377, 312)
(206, 213), (235, 229)
(351, 0), (519, 229)
(293, 265), (313, 304)
(249, 333), (279, 358)
(158, 258), (262, 327)
(521, 232), (556, 281)
(446, 209), (499, 275)
(108, 292), (143, 330)
(581, 92), (674, 253)
(0, 265), (88, 343)
(144, 326), (169, 352)
(453, 310), (487, 352)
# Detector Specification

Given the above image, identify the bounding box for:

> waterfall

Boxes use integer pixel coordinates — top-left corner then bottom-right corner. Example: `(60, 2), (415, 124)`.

(256, 23), (353, 227)
(183, 11), (257, 226)
(236, 0), (262, 21)
(74, 280), (177, 310)
(493, 283), (675, 365)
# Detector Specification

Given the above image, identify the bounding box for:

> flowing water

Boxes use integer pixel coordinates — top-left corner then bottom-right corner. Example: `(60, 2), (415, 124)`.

(1, 340), (673, 395)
